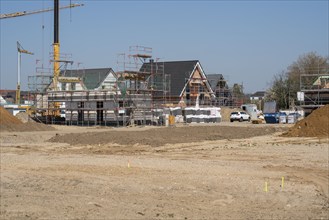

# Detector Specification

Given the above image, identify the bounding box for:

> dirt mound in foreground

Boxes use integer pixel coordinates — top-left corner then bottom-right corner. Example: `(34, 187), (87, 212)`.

(0, 106), (22, 125)
(50, 125), (287, 147)
(282, 105), (329, 138)
(0, 107), (55, 132)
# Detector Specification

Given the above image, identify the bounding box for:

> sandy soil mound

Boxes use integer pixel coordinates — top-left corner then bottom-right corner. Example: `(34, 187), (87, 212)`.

(50, 125), (286, 147)
(15, 112), (32, 123)
(0, 107), (55, 132)
(282, 105), (329, 137)
(0, 106), (22, 125)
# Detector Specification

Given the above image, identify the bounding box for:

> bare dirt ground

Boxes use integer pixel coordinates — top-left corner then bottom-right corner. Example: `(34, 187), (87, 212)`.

(1, 122), (328, 219)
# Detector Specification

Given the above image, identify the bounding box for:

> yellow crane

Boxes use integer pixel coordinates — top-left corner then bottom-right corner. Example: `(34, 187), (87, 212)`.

(1, 1), (83, 114)
(16, 41), (33, 105)
(1, 1), (83, 86)
(0, 3), (83, 19)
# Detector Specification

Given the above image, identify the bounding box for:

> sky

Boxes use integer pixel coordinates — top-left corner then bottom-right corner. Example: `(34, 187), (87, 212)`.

(0, 0), (328, 93)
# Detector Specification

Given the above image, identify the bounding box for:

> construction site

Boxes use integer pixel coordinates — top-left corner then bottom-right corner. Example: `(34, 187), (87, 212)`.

(1, 1), (329, 220)
(2, 3), (244, 127)
(3, 1), (326, 127)
(0, 103), (328, 219)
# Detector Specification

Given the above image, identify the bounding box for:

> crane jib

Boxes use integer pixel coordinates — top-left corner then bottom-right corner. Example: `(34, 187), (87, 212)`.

(0, 3), (84, 19)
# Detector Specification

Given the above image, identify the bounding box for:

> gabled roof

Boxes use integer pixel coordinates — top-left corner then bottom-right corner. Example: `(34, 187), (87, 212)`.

(61, 68), (115, 90)
(251, 91), (266, 97)
(141, 60), (199, 96)
(207, 74), (225, 91)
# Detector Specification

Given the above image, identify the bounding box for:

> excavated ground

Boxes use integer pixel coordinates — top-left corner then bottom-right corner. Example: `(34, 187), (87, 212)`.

(49, 124), (286, 147)
(1, 122), (328, 219)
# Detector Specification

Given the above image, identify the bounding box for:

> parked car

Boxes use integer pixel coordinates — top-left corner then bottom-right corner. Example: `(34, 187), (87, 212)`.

(230, 111), (251, 122)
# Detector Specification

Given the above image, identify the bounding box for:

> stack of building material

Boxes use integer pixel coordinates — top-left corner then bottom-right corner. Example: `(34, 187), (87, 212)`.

(184, 107), (221, 124)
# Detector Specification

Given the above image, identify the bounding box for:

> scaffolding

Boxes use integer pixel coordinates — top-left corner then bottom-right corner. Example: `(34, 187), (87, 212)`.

(208, 76), (243, 108)
(184, 76), (213, 106)
(28, 67), (52, 93)
(114, 46), (168, 126)
(27, 46), (171, 126)
(47, 90), (152, 126)
(28, 52), (75, 120)
(299, 69), (329, 114)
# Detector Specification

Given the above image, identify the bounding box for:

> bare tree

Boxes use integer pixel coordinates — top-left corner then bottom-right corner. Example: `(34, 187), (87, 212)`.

(265, 71), (291, 109)
(266, 52), (328, 110)
(287, 52), (328, 96)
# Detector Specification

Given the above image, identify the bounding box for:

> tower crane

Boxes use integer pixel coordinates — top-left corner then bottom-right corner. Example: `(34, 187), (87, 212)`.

(1, 1), (83, 89)
(16, 41), (34, 105)
(1, 1), (83, 114)
(0, 3), (83, 19)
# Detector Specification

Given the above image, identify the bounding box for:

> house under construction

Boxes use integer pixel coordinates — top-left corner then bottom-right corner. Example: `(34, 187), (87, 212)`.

(299, 69), (329, 116)
(30, 46), (168, 125)
(140, 60), (215, 106)
(207, 74), (244, 107)
(28, 45), (238, 126)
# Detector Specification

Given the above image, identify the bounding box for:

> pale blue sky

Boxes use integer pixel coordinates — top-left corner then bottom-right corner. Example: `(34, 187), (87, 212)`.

(1, 0), (328, 93)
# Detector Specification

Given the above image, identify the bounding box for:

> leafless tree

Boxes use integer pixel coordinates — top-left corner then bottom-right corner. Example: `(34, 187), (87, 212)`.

(266, 52), (328, 109)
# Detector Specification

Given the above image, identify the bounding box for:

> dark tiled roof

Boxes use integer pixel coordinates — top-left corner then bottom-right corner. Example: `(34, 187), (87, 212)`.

(141, 60), (199, 96)
(251, 91), (266, 97)
(61, 68), (114, 90)
(207, 74), (225, 91)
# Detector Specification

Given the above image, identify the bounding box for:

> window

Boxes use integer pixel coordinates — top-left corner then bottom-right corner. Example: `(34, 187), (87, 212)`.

(61, 83), (66, 91)
(78, 102), (84, 108)
(71, 83), (76, 91)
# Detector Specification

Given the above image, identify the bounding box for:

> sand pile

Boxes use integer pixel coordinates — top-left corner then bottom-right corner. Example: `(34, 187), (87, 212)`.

(282, 105), (329, 138)
(15, 112), (32, 123)
(0, 107), (22, 128)
(0, 107), (55, 132)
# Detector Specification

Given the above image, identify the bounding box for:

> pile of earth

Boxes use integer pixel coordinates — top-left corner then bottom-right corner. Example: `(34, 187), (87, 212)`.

(15, 111), (31, 123)
(50, 125), (287, 147)
(282, 105), (329, 138)
(0, 107), (55, 132)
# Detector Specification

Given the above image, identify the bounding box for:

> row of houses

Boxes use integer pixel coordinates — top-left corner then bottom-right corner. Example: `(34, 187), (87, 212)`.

(3, 59), (266, 125)
(46, 60), (249, 106)
(29, 60), (249, 125)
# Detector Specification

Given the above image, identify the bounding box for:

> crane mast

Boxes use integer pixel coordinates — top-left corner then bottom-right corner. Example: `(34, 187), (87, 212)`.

(53, 0), (60, 91)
